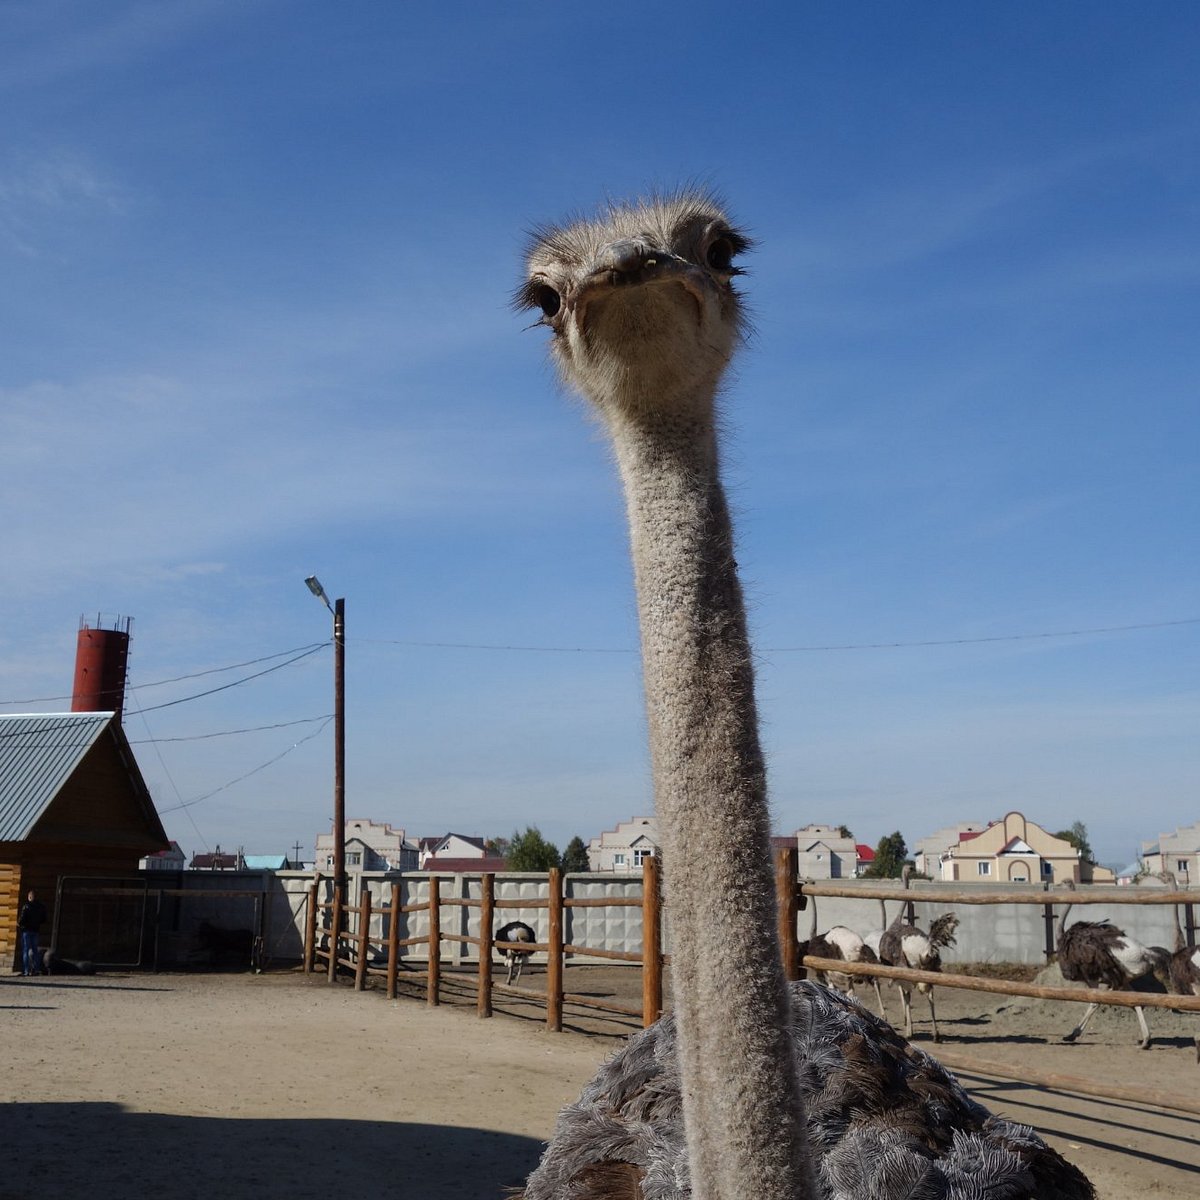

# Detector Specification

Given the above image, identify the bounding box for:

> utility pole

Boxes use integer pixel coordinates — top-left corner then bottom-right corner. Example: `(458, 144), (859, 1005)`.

(305, 576), (348, 956)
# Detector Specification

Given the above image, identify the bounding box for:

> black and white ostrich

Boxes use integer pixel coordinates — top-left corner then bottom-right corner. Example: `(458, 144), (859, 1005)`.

(1160, 873), (1200, 1063)
(494, 920), (536, 985)
(877, 904), (960, 1043)
(797, 894), (888, 1019)
(1055, 886), (1169, 1050)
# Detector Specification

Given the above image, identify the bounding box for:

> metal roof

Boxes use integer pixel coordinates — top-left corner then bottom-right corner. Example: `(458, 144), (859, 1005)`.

(0, 712), (119, 841)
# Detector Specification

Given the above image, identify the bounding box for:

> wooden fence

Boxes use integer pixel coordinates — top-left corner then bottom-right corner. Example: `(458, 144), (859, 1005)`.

(305, 856), (665, 1030)
(303, 849), (1200, 1113)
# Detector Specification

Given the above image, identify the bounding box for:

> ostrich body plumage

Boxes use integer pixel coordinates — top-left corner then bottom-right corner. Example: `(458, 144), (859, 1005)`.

(522, 980), (1094, 1200)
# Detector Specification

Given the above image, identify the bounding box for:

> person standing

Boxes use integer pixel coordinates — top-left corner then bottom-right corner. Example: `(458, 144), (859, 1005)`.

(17, 889), (47, 977)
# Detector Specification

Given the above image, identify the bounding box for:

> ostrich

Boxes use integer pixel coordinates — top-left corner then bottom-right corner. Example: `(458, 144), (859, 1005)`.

(494, 919), (536, 985)
(1159, 873), (1200, 1063)
(1055, 884), (1169, 1050)
(797, 894), (887, 1020)
(877, 902), (960, 1043)
(516, 190), (1093, 1200)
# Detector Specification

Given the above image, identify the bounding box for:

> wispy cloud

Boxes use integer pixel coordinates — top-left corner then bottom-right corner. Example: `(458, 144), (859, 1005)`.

(0, 150), (128, 256)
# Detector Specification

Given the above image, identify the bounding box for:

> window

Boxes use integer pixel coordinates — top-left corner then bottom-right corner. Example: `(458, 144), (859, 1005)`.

(347, 852), (361, 867)
(1179, 860), (1189, 874)
(977, 861), (991, 877)
(634, 848), (654, 866)
(613, 852), (626, 867)
(325, 855), (334, 868)
(1041, 861), (1053, 878)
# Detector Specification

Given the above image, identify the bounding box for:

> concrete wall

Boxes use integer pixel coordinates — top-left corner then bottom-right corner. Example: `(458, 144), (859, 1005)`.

(152, 870), (1194, 969)
(798, 881), (1189, 965)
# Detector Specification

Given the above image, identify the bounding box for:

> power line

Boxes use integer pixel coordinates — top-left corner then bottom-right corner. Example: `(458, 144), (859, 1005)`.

(356, 616), (1199, 655)
(0, 641), (328, 707)
(125, 644), (328, 715)
(158, 717), (334, 814)
(766, 617), (1200, 652)
(128, 715), (335, 744)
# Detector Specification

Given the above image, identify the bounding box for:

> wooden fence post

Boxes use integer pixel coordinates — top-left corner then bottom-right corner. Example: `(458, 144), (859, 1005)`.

(1043, 900), (1057, 962)
(642, 855), (663, 1026)
(546, 867), (563, 1032)
(775, 846), (800, 981)
(386, 881), (400, 1000)
(478, 873), (494, 1018)
(427, 876), (441, 1007)
(303, 883), (317, 974)
(327, 881), (342, 983)
(354, 887), (371, 992)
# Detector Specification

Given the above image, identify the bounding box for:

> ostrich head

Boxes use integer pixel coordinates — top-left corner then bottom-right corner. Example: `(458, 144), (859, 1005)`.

(516, 191), (751, 419)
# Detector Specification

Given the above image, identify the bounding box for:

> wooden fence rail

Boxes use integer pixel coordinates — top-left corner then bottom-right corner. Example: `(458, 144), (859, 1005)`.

(304, 857), (665, 1029)
(304, 852), (1198, 1034)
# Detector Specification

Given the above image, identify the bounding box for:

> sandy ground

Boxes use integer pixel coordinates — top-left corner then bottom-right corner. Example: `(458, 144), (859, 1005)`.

(1, 964), (1197, 1200)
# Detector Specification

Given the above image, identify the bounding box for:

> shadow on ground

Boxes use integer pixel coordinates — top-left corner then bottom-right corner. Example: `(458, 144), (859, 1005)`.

(0, 1103), (542, 1200)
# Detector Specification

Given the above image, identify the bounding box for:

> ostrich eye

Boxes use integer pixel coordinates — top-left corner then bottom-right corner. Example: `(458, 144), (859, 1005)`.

(534, 285), (561, 317)
(706, 237), (735, 271)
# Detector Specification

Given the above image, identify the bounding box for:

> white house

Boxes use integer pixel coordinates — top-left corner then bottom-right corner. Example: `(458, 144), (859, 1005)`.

(315, 818), (418, 873)
(1141, 820), (1200, 884)
(791, 824), (858, 879)
(418, 832), (488, 868)
(913, 822), (987, 877)
(588, 816), (660, 872)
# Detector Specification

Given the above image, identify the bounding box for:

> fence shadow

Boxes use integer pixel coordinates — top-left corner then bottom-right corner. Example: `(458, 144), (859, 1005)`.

(0, 1102), (544, 1200)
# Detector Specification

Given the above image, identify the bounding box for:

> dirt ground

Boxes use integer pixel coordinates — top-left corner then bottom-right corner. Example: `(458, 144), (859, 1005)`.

(1, 963), (1197, 1199)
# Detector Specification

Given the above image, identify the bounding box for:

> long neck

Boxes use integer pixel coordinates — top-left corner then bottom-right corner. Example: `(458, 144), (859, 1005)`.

(607, 407), (813, 1200)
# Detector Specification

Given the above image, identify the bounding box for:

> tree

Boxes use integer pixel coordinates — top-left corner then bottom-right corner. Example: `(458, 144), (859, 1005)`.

(864, 831), (908, 878)
(561, 836), (590, 873)
(506, 826), (561, 872)
(837, 825), (854, 841)
(1054, 820), (1095, 865)
(484, 836), (511, 858)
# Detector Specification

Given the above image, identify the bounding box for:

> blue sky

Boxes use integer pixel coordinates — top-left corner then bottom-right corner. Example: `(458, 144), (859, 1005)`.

(2, 2), (1197, 868)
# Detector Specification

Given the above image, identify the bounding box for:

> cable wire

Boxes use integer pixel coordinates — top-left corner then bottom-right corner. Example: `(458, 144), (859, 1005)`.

(0, 641), (328, 707)
(158, 717), (334, 814)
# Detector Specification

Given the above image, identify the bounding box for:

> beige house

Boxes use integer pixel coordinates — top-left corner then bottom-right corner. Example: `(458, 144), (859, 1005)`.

(938, 811), (1114, 885)
(1141, 821), (1200, 884)
(588, 816), (659, 872)
(315, 818), (417, 873)
(791, 824), (858, 879)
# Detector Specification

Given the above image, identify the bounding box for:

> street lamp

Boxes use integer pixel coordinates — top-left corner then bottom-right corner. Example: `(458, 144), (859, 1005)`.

(305, 575), (346, 942)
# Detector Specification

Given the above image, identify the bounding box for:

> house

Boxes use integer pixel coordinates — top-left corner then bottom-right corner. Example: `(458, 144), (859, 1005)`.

(190, 849), (239, 870)
(936, 811), (1115, 884)
(315, 819), (418, 873)
(913, 822), (987, 877)
(242, 854), (289, 871)
(140, 841), (186, 871)
(1140, 821), (1200, 884)
(792, 824), (857, 879)
(418, 832), (487, 868)
(855, 844), (875, 876)
(588, 816), (660, 872)
(0, 712), (168, 968)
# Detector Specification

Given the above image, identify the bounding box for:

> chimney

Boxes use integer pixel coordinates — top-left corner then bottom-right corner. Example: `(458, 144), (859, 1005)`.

(71, 614), (132, 720)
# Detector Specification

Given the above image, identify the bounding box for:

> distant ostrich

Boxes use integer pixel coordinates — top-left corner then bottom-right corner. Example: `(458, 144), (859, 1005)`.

(516, 190), (1093, 1199)
(797, 894), (888, 1019)
(494, 920), (536, 985)
(1159, 873), (1200, 1063)
(877, 900), (959, 1043)
(1055, 885), (1168, 1050)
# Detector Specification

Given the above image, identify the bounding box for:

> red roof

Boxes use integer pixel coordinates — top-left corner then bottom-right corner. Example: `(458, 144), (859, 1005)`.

(422, 856), (508, 873)
(959, 830), (983, 843)
(856, 844), (875, 861)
